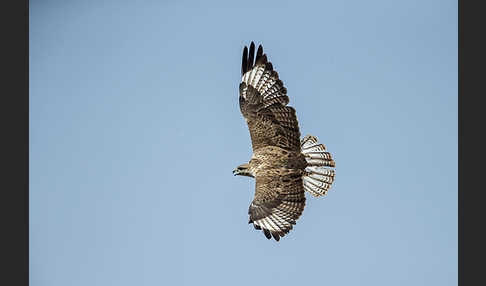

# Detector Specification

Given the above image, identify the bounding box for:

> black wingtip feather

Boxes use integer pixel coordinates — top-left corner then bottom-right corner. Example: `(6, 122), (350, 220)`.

(272, 232), (280, 241)
(242, 46), (248, 75)
(242, 42), (266, 76)
(263, 229), (272, 239)
(247, 42), (255, 72)
(256, 45), (263, 62)
(265, 60), (272, 70)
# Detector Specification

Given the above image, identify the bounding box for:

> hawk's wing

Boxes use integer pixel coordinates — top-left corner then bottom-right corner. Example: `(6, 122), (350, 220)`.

(239, 42), (301, 152)
(248, 172), (306, 241)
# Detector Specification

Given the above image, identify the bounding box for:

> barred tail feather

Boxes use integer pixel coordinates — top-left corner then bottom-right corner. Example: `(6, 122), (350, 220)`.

(301, 135), (336, 197)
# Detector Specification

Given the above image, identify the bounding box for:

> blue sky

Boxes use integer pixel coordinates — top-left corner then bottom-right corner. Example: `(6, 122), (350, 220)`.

(30, 0), (457, 285)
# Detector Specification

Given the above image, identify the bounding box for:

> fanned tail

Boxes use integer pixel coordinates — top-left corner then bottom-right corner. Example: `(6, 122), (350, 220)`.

(301, 135), (336, 197)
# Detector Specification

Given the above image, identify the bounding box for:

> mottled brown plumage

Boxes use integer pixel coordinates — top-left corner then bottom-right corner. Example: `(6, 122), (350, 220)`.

(234, 42), (336, 241)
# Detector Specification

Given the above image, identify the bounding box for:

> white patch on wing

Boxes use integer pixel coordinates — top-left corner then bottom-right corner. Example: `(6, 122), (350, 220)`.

(270, 214), (289, 229)
(265, 216), (280, 232)
(242, 65), (265, 88)
(251, 67), (265, 87)
(257, 218), (272, 232)
(248, 68), (258, 86)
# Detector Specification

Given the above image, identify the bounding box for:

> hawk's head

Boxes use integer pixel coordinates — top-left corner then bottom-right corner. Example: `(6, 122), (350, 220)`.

(233, 163), (253, 177)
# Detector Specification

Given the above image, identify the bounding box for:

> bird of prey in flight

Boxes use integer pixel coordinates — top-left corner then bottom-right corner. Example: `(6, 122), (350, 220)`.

(233, 42), (336, 241)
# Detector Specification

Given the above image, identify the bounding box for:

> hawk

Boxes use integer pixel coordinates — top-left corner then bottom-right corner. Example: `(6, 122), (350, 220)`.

(233, 42), (336, 241)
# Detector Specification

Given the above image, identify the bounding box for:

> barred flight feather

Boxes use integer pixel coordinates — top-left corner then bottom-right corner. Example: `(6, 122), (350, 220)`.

(248, 192), (304, 241)
(241, 47), (289, 111)
(266, 216), (281, 231)
(255, 66), (272, 90)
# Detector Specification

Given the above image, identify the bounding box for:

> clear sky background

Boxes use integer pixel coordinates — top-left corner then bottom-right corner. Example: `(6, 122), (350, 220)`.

(30, 0), (457, 285)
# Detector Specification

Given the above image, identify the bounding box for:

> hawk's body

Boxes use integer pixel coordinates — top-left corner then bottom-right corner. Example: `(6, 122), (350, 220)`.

(234, 42), (336, 241)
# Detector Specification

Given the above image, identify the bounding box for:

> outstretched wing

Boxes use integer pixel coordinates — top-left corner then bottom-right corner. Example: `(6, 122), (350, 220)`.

(248, 172), (306, 241)
(239, 42), (301, 152)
